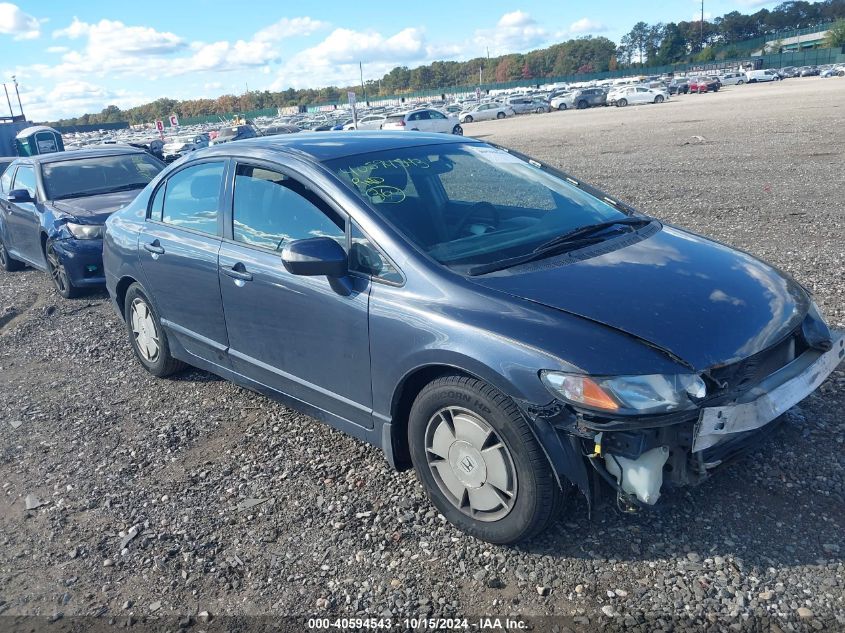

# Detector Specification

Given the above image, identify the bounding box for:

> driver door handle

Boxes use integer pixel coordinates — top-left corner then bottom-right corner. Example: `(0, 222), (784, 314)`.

(143, 240), (165, 255)
(221, 264), (253, 282)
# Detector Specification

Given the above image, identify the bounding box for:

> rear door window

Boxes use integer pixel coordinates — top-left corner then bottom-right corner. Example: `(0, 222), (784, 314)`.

(157, 161), (224, 235)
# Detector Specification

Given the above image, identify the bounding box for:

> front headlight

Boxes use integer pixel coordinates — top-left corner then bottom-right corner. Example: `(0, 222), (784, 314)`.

(66, 223), (103, 239)
(541, 371), (707, 415)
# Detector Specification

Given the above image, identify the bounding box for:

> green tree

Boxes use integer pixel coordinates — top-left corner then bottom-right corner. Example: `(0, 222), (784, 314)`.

(823, 18), (845, 47)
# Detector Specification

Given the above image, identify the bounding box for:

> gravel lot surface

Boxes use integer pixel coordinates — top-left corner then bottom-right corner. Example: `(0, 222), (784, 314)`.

(1, 78), (843, 632)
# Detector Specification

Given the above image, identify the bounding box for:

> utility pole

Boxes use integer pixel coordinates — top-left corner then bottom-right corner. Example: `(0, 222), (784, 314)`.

(479, 66), (482, 86)
(3, 84), (12, 118)
(700, 0), (705, 52)
(11, 75), (23, 119)
(359, 62), (366, 105)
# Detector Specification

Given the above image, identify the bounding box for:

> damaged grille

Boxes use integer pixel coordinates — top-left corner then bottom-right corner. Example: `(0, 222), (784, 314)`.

(707, 328), (807, 394)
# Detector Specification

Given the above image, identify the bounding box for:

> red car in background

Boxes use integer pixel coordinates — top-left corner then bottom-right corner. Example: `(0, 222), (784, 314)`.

(688, 77), (722, 93)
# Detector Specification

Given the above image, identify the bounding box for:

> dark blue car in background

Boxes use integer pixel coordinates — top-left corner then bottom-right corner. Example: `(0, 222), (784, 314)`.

(0, 147), (164, 297)
(102, 132), (842, 544)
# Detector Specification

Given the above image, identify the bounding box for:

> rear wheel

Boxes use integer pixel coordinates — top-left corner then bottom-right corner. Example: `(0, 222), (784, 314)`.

(124, 283), (186, 377)
(576, 100), (588, 110)
(451, 124), (463, 136)
(496, 111), (505, 119)
(737, 79), (745, 85)
(0, 235), (23, 272)
(557, 103), (567, 111)
(617, 98), (627, 107)
(654, 94), (664, 103)
(45, 239), (79, 299)
(408, 375), (563, 544)
(463, 115), (473, 124)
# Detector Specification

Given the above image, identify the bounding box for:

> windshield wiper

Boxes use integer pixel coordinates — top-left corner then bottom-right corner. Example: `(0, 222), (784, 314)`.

(98, 183), (149, 194)
(467, 217), (652, 276)
(531, 217), (652, 253)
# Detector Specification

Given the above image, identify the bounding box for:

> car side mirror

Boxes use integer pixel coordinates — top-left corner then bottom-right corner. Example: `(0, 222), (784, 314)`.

(281, 237), (348, 278)
(8, 189), (33, 203)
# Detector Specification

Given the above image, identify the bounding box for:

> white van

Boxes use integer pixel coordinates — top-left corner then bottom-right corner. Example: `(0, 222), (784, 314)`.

(745, 69), (780, 83)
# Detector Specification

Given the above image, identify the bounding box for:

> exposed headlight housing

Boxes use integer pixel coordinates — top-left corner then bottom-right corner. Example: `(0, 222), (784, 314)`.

(66, 223), (103, 239)
(541, 371), (707, 415)
(802, 301), (832, 351)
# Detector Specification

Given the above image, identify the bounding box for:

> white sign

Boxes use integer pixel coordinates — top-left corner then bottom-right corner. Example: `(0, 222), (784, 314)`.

(347, 91), (356, 105)
(169, 114), (179, 127)
(155, 119), (164, 132)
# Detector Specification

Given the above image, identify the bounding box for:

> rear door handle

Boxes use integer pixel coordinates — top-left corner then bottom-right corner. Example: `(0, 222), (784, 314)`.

(143, 241), (165, 255)
(221, 264), (253, 282)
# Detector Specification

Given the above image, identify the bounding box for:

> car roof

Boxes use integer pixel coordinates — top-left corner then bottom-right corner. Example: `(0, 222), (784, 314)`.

(195, 131), (474, 162)
(17, 146), (148, 165)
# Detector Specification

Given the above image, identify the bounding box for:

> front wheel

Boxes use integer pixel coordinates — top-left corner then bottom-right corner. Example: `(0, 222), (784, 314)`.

(654, 94), (664, 103)
(496, 112), (505, 119)
(557, 103), (567, 111)
(124, 283), (186, 377)
(462, 115), (473, 124)
(0, 234), (23, 272)
(45, 239), (79, 298)
(737, 79), (745, 85)
(408, 375), (563, 544)
(576, 100), (588, 110)
(451, 124), (463, 136)
(617, 98), (627, 107)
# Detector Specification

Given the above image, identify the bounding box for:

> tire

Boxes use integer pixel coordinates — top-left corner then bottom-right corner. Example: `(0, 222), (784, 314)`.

(408, 375), (563, 544)
(576, 100), (587, 110)
(557, 103), (567, 111)
(617, 98), (627, 107)
(463, 115), (473, 124)
(123, 283), (186, 377)
(45, 239), (80, 299)
(452, 125), (463, 136)
(0, 233), (23, 272)
(654, 94), (664, 103)
(496, 112), (505, 119)
(737, 79), (745, 85)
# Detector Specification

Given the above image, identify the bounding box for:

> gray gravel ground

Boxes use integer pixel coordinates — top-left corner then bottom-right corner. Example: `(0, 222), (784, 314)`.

(0, 78), (843, 632)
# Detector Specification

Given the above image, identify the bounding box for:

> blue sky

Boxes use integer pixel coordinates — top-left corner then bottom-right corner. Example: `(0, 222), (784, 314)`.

(0, 0), (778, 121)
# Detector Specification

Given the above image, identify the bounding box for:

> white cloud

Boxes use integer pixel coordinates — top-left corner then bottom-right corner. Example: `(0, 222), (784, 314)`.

(568, 18), (608, 34)
(19, 80), (150, 121)
(272, 26), (427, 88)
(474, 11), (549, 55)
(0, 2), (41, 39)
(47, 17), (186, 77)
(179, 16), (329, 74)
(179, 38), (279, 73)
(254, 16), (327, 42)
(734, 0), (772, 7)
(45, 45), (68, 53)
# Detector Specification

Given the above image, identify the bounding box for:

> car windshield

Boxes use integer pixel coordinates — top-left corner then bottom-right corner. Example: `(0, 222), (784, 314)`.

(326, 143), (631, 272)
(42, 153), (163, 200)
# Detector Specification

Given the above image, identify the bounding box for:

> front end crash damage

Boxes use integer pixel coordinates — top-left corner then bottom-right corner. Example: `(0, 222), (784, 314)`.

(518, 331), (844, 511)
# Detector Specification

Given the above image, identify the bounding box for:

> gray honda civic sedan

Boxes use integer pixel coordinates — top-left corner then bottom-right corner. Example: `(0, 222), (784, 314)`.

(103, 132), (842, 544)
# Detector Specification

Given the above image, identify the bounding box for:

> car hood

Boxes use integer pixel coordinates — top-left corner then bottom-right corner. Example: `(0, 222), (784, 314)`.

(49, 189), (140, 224)
(469, 226), (809, 370)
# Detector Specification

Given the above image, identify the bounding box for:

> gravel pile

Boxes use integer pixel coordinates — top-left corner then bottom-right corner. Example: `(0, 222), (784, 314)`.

(0, 78), (842, 631)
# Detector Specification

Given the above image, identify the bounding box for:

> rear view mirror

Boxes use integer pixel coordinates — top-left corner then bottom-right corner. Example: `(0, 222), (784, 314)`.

(8, 189), (33, 203)
(281, 237), (348, 278)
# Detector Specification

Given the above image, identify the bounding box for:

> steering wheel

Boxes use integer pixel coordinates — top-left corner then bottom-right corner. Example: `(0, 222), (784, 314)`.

(453, 201), (501, 237)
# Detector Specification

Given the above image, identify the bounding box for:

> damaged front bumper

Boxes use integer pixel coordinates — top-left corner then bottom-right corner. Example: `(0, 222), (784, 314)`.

(531, 332), (844, 508)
